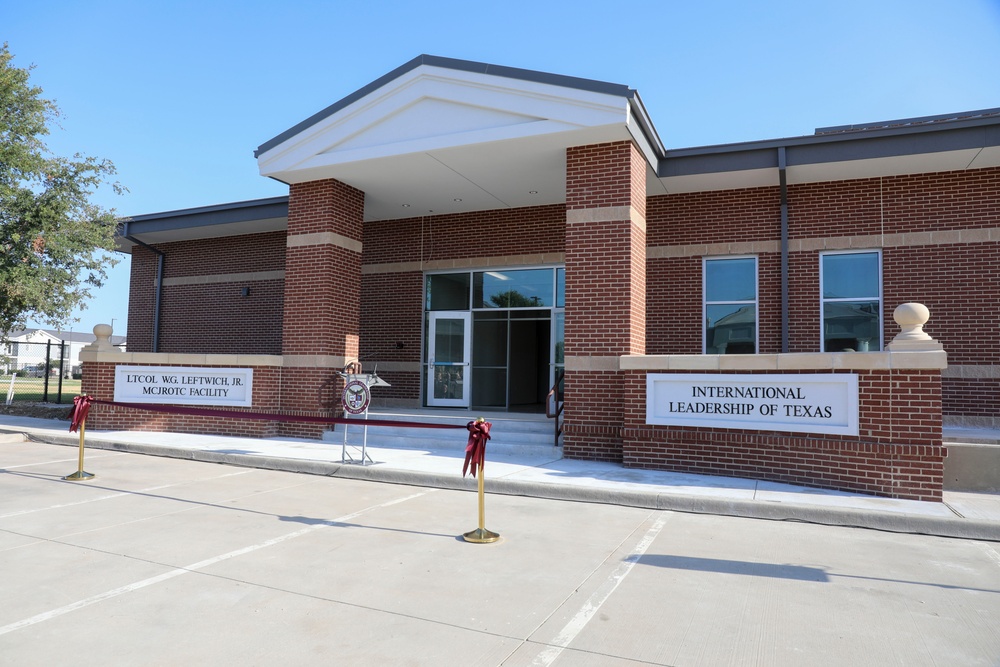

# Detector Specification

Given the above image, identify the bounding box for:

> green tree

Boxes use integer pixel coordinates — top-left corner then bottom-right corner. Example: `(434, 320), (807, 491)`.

(0, 42), (123, 338)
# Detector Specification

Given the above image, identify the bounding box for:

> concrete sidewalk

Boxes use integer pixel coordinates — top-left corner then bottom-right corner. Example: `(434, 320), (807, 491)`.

(1, 414), (998, 541)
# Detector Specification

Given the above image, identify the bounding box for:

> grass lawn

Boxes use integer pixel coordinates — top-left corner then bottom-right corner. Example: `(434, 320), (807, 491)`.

(1, 376), (81, 404)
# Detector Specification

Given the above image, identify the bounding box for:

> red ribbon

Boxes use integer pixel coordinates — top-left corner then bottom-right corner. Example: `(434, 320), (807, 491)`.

(462, 419), (492, 478)
(66, 398), (468, 430)
(68, 395), (94, 433)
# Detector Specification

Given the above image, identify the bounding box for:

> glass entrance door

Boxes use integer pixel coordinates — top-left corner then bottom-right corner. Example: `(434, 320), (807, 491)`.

(427, 311), (471, 407)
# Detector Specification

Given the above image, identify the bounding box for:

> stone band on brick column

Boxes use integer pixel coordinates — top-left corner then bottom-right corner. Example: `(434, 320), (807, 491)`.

(280, 178), (365, 437)
(563, 141), (647, 461)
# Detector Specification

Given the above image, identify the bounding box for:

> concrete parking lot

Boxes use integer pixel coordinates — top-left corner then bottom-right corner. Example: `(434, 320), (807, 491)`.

(3, 440), (1000, 666)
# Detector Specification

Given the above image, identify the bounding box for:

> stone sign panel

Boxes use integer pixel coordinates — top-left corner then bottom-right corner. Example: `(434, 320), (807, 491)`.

(646, 373), (859, 436)
(114, 366), (253, 407)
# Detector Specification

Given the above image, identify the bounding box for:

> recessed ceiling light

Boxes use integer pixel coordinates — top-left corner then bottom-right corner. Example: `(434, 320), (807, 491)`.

(401, 204), (411, 207)
(453, 198), (462, 202)
(529, 190), (538, 194)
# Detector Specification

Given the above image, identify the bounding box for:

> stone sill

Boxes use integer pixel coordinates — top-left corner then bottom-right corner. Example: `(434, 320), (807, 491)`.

(81, 352), (286, 366)
(621, 350), (947, 372)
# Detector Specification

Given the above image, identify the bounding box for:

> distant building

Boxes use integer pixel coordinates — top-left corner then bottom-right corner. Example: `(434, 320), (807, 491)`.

(3, 329), (126, 376)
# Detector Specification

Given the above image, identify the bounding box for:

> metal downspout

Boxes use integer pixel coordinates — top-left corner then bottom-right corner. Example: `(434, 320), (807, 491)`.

(122, 222), (164, 353)
(779, 147), (789, 353)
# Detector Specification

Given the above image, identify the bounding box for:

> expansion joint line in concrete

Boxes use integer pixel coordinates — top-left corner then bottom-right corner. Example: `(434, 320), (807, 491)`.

(524, 511), (672, 666)
(0, 490), (433, 636)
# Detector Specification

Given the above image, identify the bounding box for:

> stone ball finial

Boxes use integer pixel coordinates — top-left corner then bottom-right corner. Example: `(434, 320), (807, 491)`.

(892, 303), (931, 341)
(93, 323), (113, 340)
(82, 323), (122, 353)
(887, 302), (943, 351)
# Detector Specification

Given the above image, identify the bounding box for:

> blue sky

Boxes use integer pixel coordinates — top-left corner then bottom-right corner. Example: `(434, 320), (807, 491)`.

(9, 0), (1000, 338)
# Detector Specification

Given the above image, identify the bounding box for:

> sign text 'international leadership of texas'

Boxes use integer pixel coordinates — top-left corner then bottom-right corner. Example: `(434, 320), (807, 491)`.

(646, 373), (859, 436)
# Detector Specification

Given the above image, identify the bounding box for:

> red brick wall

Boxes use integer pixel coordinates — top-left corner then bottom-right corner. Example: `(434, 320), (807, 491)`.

(126, 245), (157, 352)
(563, 141), (647, 461)
(646, 166), (1000, 420)
(622, 369), (945, 501)
(362, 204), (565, 265)
(125, 232), (286, 354)
(279, 178), (366, 437)
(282, 179), (364, 359)
(883, 243), (1000, 363)
(646, 187), (781, 247)
(359, 271), (422, 403)
(81, 362), (285, 438)
(944, 378), (1000, 421)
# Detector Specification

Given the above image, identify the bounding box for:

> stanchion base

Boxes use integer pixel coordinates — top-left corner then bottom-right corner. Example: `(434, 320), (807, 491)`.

(63, 471), (95, 481)
(462, 527), (501, 544)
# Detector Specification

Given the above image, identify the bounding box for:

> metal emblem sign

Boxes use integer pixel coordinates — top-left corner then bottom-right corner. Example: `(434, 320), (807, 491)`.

(342, 380), (371, 415)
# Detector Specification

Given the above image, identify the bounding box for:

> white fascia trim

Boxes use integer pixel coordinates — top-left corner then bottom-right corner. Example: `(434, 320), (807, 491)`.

(257, 65), (629, 178)
(625, 103), (660, 169)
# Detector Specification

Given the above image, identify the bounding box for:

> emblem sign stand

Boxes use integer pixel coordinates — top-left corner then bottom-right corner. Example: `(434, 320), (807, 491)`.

(337, 362), (390, 465)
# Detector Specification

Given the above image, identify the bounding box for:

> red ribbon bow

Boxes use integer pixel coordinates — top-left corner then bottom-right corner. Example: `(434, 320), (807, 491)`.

(68, 394), (94, 433)
(462, 419), (492, 478)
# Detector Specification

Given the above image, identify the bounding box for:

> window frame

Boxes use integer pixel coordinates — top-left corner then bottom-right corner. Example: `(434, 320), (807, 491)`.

(819, 249), (883, 352)
(702, 255), (759, 355)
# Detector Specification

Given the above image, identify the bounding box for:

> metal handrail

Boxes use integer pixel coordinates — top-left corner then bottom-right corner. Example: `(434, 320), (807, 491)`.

(545, 370), (564, 447)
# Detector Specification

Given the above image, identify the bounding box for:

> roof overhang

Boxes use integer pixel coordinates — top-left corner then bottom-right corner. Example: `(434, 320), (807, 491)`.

(659, 112), (1000, 193)
(255, 55), (664, 221)
(117, 197), (289, 252)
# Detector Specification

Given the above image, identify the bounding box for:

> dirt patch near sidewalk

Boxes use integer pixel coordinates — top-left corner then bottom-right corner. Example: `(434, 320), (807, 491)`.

(0, 403), (72, 420)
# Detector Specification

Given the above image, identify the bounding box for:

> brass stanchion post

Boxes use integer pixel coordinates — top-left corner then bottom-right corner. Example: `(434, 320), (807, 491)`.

(64, 397), (94, 481)
(463, 418), (499, 543)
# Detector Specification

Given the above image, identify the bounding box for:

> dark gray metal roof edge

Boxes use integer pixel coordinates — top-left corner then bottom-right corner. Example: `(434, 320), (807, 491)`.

(815, 106), (1000, 135)
(254, 54), (635, 158)
(663, 108), (1000, 160)
(658, 109), (1000, 177)
(127, 196), (289, 223)
(627, 89), (667, 159)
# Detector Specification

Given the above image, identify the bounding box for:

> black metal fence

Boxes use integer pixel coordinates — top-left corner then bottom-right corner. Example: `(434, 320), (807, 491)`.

(1, 340), (79, 405)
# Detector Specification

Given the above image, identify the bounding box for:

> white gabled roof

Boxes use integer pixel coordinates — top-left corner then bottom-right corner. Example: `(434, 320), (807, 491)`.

(256, 56), (663, 221)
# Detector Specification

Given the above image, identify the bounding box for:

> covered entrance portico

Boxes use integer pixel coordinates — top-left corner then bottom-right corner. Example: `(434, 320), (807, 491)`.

(255, 55), (657, 447)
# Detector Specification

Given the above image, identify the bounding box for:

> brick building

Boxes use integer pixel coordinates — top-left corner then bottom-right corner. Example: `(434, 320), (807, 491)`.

(92, 55), (1000, 500)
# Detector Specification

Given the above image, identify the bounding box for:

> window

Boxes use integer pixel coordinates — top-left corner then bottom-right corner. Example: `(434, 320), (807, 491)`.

(426, 273), (470, 311)
(820, 251), (882, 352)
(473, 269), (555, 308)
(704, 257), (757, 354)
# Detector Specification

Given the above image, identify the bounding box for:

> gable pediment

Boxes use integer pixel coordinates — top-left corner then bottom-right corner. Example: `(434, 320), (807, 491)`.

(256, 60), (633, 182)
(328, 97), (543, 154)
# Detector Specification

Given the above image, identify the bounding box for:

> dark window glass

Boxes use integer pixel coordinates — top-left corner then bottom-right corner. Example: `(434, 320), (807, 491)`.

(823, 253), (879, 299)
(426, 273), (470, 311)
(705, 258), (756, 302)
(474, 269), (554, 308)
(704, 258), (757, 354)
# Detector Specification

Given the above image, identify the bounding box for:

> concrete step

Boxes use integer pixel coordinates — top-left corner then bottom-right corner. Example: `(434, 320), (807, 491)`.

(322, 411), (562, 457)
(0, 431), (27, 443)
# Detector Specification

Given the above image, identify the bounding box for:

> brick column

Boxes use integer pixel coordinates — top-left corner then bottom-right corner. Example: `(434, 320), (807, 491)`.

(563, 141), (647, 461)
(280, 178), (364, 437)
